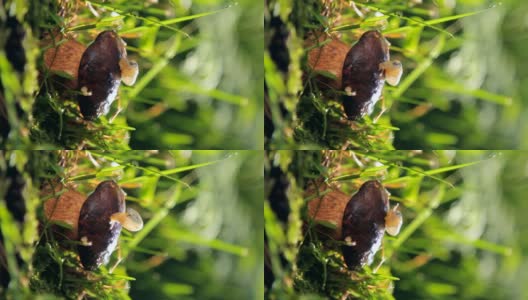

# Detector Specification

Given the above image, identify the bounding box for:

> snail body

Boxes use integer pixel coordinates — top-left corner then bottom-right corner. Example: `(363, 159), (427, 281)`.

(306, 30), (403, 120)
(341, 31), (390, 120)
(77, 180), (126, 270)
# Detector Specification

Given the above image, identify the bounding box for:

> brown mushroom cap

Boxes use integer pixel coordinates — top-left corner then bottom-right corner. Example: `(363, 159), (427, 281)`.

(306, 34), (350, 90)
(306, 184), (350, 239)
(77, 180), (125, 270)
(77, 30), (125, 120)
(43, 37), (87, 88)
(341, 180), (389, 269)
(43, 184), (86, 240)
(341, 30), (390, 120)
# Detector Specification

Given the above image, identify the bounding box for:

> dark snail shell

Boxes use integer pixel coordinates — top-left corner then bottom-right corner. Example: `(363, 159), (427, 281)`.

(77, 31), (123, 120)
(77, 180), (125, 270)
(341, 30), (389, 120)
(341, 180), (389, 269)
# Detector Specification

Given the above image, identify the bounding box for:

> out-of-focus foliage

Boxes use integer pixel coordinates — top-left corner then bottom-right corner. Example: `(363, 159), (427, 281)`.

(265, 150), (526, 299)
(0, 0), (263, 149)
(127, 0), (263, 149)
(394, 0), (527, 149)
(265, 0), (523, 149)
(0, 150), (263, 300)
(129, 150), (264, 300)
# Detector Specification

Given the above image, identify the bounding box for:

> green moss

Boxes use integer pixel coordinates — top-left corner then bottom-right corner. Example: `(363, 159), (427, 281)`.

(30, 240), (131, 299)
(295, 238), (395, 300)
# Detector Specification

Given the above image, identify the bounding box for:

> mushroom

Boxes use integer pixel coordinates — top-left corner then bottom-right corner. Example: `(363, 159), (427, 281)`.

(306, 30), (403, 120)
(43, 180), (143, 270)
(306, 180), (402, 270)
(42, 30), (139, 120)
(77, 30), (138, 120)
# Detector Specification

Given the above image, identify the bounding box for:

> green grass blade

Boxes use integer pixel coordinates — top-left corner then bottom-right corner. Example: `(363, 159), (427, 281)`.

(119, 159), (224, 184)
(384, 8), (493, 35)
(384, 159), (483, 185)
(121, 8), (227, 34)
(87, 1), (190, 37)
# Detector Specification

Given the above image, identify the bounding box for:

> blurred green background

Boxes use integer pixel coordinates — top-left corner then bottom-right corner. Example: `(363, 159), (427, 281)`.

(0, 150), (263, 299)
(393, 151), (528, 299)
(126, 0), (263, 149)
(129, 150), (264, 300)
(0, 0), (263, 149)
(393, 0), (528, 149)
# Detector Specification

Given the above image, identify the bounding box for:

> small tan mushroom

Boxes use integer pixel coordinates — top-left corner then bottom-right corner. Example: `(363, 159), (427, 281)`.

(379, 60), (403, 86)
(110, 207), (144, 232)
(385, 203), (403, 236)
(117, 38), (139, 86)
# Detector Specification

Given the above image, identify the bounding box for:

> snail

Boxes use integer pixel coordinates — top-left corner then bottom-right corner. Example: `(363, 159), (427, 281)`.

(307, 180), (402, 270)
(306, 30), (403, 120)
(43, 30), (139, 120)
(43, 180), (143, 270)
